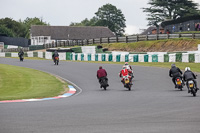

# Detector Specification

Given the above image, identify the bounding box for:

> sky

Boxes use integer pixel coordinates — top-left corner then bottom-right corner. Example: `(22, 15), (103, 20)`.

(0, 0), (200, 35)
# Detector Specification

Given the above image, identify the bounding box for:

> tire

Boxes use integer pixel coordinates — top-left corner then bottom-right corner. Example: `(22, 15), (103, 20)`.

(191, 89), (196, 97)
(128, 84), (131, 91)
(180, 86), (183, 91)
(103, 86), (107, 90)
(55, 60), (58, 65)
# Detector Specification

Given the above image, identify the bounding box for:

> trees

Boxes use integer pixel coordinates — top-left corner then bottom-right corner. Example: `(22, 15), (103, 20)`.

(70, 4), (126, 36)
(95, 4), (126, 36)
(70, 17), (98, 26)
(143, 0), (200, 27)
(0, 18), (26, 37)
(0, 25), (15, 37)
(0, 17), (48, 38)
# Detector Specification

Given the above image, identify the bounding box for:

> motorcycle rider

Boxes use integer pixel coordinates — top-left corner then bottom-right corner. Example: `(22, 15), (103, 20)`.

(169, 64), (183, 88)
(18, 49), (24, 61)
(97, 66), (109, 88)
(124, 62), (134, 78)
(183, 67), (199, 93)
(52, 50), (59, 64)
(119, 65), (132, 86)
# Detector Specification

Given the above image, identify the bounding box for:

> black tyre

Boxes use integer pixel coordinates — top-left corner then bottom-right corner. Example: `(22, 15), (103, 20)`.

(191, 89), (196, 97)
(103, 86), (107, 90)
(128, 84), (131, 91)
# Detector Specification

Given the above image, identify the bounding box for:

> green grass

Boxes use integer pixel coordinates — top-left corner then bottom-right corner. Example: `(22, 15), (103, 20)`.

(0, 64), (68, 101)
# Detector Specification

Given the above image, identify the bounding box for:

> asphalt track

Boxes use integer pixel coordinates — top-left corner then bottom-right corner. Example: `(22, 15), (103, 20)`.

(0, 58), (200, 133)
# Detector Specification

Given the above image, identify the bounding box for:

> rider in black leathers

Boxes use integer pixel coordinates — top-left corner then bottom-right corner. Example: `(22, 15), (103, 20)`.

(169, 64), (183, 88)
(52, 50), (59, 64)
(183, 67), (199, 93)
(18, 49), (24, 61)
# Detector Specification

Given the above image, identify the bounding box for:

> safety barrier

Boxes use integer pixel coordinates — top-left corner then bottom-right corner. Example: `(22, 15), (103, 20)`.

(0, 52), (200, 63)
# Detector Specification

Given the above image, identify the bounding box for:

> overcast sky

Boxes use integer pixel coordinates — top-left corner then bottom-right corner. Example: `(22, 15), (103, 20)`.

(0, 0), (199, 35)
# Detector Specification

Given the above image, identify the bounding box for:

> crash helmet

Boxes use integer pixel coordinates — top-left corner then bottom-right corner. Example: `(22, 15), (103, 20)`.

(171, 64), (176, 68)
(185, 67), (190, 71)
(125, 62), (128, 65)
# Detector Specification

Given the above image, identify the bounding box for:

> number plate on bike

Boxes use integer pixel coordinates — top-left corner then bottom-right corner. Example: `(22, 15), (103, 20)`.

(125, 80), (129, 84)
(189, 84), (194, 88)
(177, 81), (181, 84)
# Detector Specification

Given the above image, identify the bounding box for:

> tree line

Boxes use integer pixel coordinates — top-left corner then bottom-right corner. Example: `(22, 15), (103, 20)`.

(0, 17), (48, 39)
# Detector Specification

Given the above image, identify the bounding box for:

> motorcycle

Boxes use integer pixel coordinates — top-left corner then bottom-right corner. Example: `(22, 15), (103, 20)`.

(175, 77), (184, 91)
(19, 55), (24, 61)
(99, 77), (109, 90)
(54, 57), (59, 65)
(122, 75), (132, 91)
(187, 80), (198, 97)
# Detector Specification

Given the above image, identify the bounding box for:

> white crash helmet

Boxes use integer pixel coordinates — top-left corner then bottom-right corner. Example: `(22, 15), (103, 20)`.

(185, 67), (190, 71)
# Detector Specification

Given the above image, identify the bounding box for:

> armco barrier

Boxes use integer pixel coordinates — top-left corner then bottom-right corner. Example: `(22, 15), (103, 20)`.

(38, 52), (43, 58)
(134, 55), (138, 62)
(176, 53), (182, 62)
(195, 54), (200, 63)
(11, 53), (18, 57)
(189, 54), (195, 63)
(164, 54), (169, 62)
(158, 54), (164, 62)
(169, 54), (176, 62)
(152, 54), (158, 62)
(182, 53), (189, 63)
(0, 52), (5, 57)
(1, 52), (200, 64)
(27, 52), (33, 57)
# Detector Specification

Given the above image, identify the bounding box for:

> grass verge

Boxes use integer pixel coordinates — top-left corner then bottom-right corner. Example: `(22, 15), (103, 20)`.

(0, 64), (68, 101)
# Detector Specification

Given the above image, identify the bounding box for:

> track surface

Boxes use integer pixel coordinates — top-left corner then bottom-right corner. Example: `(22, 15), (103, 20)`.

(0, 58), (200, 133)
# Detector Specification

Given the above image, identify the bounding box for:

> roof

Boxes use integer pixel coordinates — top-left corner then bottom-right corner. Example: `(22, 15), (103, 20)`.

(140, 26), (156, 35)
(30, 25), (115, 40)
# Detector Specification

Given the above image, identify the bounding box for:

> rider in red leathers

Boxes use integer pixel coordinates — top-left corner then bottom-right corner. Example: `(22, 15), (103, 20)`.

(119, 66), (132, 86)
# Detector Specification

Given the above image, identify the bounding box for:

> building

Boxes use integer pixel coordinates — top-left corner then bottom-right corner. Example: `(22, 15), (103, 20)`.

(141, 26), (164, 35)
(161, 15), (200, 33)
(30, 26), (115, 45)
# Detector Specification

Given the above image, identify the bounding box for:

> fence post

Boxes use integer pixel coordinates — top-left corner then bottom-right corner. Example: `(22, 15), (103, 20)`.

(156, 34), (158, 40)
(116, 36), (118, 43)
(179, 34), (181, 38)
(92, 39), (95, 44)
(192, 33), (195, 39)
(81, 40), (84, 46)
(167, 34), (169, 39)
(108, 37), (110, 44)
(136, 35), (138, 42)
(100, 38), (102, 44)
(55, 40), (57, 47)
(126, 36), (128, 43)
(146, 35), (148, 41)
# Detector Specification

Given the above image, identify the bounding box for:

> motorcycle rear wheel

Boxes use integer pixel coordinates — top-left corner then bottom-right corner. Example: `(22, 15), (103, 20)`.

(103, 86), (107, 90)
(191, 89), (196, 97)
